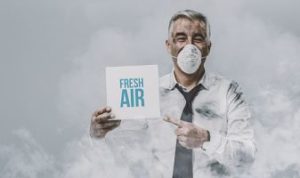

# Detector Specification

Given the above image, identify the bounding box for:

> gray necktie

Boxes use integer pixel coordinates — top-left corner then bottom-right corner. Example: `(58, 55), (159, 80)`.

(172, 84), (203, 178)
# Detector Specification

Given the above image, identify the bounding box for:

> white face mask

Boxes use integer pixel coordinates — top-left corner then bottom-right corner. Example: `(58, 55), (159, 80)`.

(172, 44), (206, 74)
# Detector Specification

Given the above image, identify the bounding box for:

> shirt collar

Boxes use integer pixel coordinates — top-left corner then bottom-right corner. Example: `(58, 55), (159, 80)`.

(167, 69), (209, 91)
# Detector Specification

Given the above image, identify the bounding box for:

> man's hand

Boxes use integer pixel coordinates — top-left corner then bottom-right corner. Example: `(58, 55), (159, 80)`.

(163, 115), (209, 149)
(90, 106), (121, 138)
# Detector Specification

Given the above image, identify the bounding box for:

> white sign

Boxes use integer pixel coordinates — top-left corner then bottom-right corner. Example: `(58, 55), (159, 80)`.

(106, 65), (160, 120)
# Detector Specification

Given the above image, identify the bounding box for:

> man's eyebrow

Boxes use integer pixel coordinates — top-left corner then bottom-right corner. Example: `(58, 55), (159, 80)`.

(193, 33), (205, 39)
(174, 32), (187, 37)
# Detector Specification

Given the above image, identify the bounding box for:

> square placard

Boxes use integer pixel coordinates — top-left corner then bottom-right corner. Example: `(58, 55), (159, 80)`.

(106, 65), (160, 120)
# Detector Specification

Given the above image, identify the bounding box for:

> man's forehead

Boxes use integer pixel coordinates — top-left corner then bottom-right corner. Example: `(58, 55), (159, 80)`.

(170, 18), (206, 35)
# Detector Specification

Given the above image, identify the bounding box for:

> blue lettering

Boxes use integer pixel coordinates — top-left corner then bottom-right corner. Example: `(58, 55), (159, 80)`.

(119, 78), (145, 108)
(130, 88), (134, 107)
(135, 88), (144, 107)
(120, 89), (130, 107)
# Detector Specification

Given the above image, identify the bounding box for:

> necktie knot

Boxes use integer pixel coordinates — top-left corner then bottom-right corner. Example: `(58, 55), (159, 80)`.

(175, 84), (203, 105)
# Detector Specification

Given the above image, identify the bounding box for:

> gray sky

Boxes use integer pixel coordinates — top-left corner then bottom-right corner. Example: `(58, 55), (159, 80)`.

(1, 0), (300, 177)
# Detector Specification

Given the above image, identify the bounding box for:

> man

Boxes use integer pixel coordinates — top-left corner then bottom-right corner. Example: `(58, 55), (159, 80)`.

(90, 9), (256, 177)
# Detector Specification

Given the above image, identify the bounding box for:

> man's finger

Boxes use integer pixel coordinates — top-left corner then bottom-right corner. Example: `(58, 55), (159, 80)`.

(105, 106), (111, 112)
(178, 140), (188, 148)
(93, 106), (111, 117)
(175, 127), (189, 136)
(94, 120), (120, 129)
(94, 113), (115, 122)
(163, 116), (183, 127)
(101, 123), (120, 130)
(178, 135), (188, 142)
(93, 107), (106, 117)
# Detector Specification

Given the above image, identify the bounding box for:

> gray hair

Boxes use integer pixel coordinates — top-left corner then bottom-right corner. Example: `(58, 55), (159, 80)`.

(168, 9), (211, 41)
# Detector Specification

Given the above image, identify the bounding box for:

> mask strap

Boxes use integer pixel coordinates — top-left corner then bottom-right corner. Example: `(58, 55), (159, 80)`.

(170, 55), (207, 59)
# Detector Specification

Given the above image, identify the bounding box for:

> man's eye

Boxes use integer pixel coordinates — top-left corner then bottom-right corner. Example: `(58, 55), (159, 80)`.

(194, 38), (205, 43)
(176, 37), (186, 42)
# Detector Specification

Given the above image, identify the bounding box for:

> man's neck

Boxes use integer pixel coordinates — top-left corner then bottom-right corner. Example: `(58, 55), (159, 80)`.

(174, 67), (205, 91)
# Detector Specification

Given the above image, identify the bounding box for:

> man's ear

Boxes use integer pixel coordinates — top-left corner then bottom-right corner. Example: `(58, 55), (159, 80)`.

(206, 41), (212, 56)
(165, 39), (171, 54)
(208, 41), (212, 51)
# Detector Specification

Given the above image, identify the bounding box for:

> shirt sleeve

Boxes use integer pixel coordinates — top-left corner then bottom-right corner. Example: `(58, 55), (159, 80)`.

(201, 81), (256, 169)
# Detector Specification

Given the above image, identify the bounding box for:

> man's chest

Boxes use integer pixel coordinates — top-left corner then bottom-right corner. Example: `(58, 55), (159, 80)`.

(159, 88), (228, 136)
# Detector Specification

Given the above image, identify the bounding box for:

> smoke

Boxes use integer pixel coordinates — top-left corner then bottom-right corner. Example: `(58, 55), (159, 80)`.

(1, 0), (300, 177)
(0, 129), (56, 178)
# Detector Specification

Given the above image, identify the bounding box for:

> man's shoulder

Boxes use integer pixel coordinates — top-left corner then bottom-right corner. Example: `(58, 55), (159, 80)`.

(204, 72), (235, 88)
(159, 73), (171, 82)
(206, 73), (244, 95)
(159, 73), (172, 89)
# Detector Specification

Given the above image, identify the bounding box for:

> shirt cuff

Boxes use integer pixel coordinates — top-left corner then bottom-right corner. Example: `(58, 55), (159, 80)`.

(201, 131), (224, 155)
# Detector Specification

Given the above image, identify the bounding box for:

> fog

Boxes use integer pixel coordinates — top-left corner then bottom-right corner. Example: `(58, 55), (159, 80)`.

(1, 0), (300, 177)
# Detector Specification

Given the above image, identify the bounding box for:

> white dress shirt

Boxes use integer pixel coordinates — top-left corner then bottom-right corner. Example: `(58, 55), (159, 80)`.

(105, 71), (256, 178)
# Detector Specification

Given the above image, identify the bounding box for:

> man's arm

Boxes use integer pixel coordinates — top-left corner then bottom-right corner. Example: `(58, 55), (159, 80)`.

(201, 81), (256, 168)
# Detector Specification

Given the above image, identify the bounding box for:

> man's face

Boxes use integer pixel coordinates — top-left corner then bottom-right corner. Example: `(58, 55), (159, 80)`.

(166, 18), (211, 61)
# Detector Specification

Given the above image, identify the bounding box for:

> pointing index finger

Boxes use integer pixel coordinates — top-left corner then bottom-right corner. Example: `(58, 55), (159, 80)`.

(163, 116), (183, 127)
